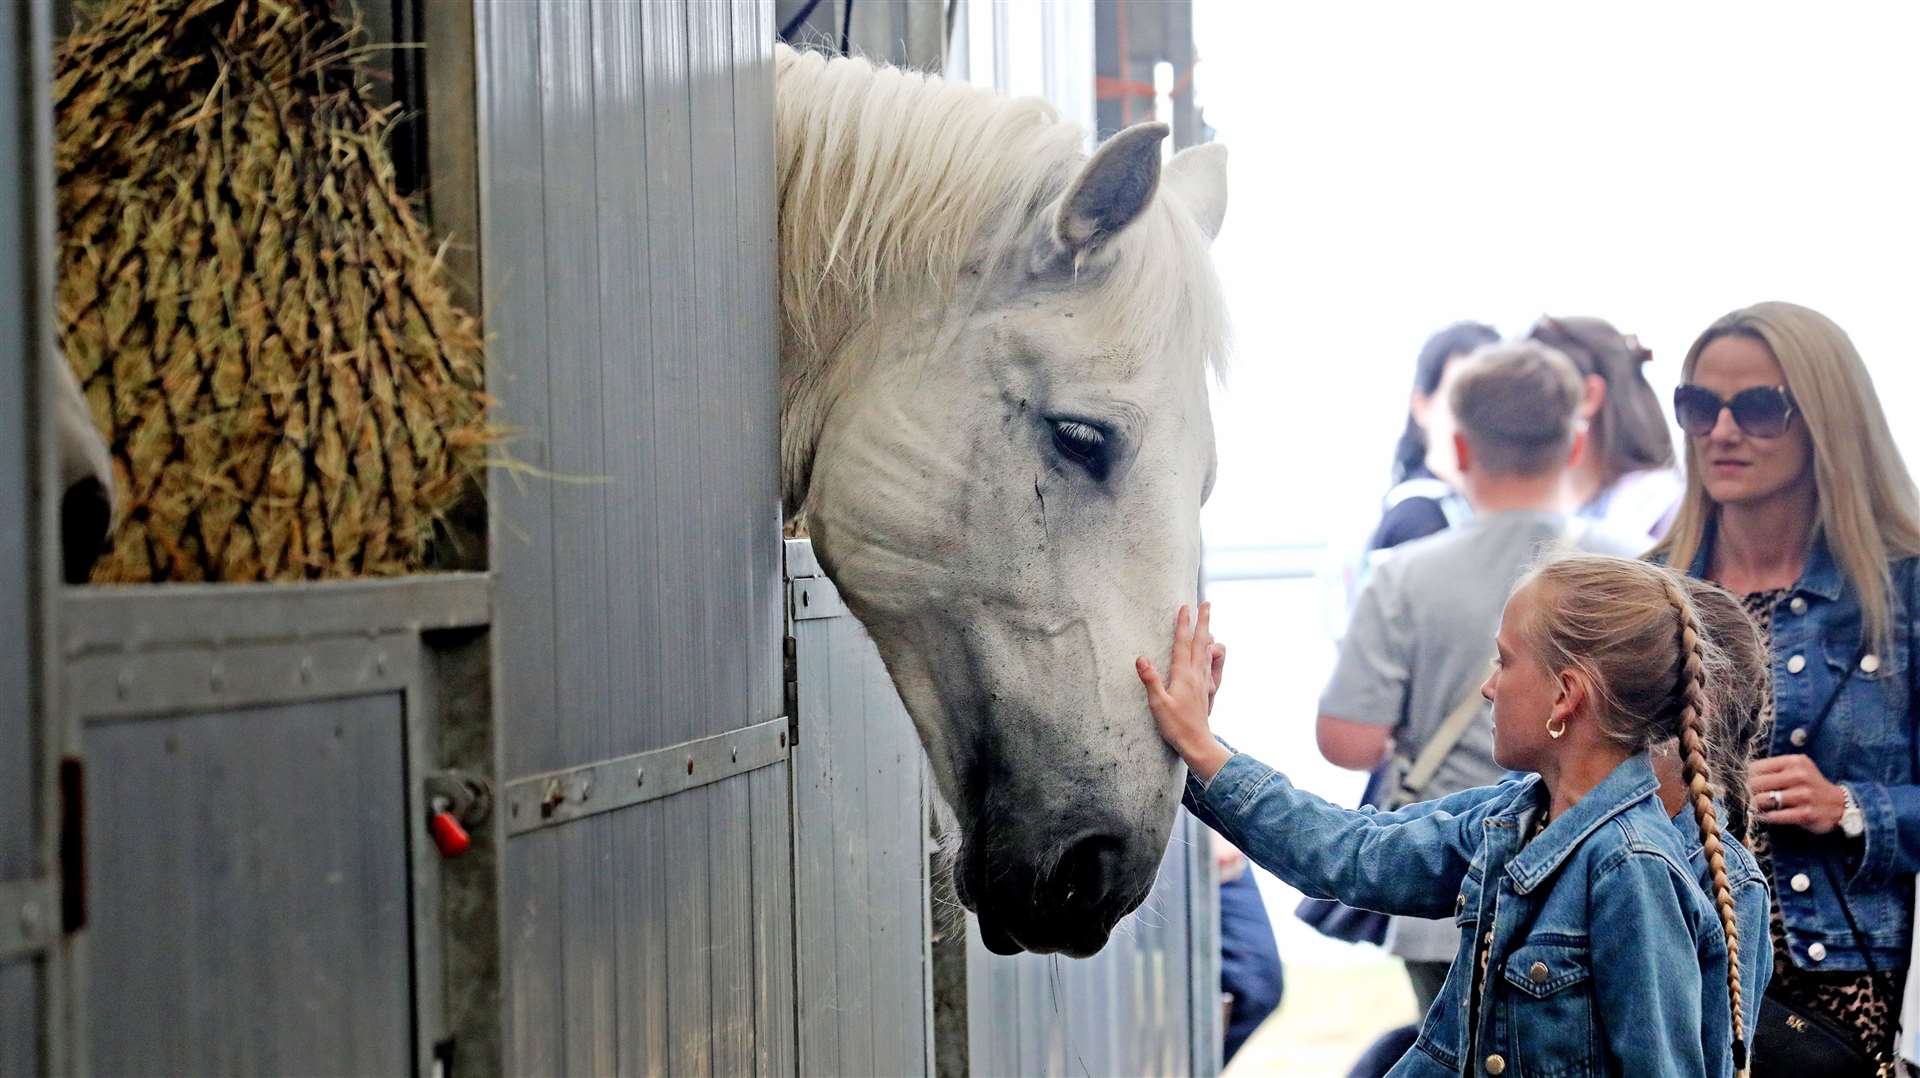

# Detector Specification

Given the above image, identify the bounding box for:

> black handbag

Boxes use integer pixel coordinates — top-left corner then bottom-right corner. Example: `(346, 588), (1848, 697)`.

(1750, 564), (1918, 1077)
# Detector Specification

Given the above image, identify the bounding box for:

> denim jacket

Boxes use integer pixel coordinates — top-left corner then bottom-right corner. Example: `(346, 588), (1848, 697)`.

(1187, 751), (1765, 1077)
(1681, 532), (1920, 973)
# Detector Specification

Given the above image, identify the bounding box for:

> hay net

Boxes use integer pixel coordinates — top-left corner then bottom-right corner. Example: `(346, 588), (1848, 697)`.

(56, 0), (490, 583)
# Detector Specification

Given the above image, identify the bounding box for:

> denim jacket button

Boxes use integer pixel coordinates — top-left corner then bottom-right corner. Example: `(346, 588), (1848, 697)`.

(1789, 727), (1809, 747)
(1790, 873), (1811, 893)
(1790, 596), (1808, 615)
(1528, 960), (1550, 983)
(1861, 653), (1881, 674)
(1787, 654), (1807, 674)
(1485, 1053), (1507, 1075)
(1808, 942), (1828, 962)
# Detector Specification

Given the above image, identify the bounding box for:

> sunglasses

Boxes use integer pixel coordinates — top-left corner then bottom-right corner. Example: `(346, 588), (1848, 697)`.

(1672, 383), (1798, 439)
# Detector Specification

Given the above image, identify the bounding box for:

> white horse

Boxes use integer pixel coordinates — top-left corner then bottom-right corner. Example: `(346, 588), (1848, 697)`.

(776, 45), (1229, 957)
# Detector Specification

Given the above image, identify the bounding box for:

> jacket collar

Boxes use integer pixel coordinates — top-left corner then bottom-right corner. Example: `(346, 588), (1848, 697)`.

(1689, 517), (1843, 601)
(1504, 753), (1660, 895)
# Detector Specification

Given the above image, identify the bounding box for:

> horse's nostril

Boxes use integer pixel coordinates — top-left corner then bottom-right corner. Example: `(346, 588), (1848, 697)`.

(1048, 832), (1125, 910)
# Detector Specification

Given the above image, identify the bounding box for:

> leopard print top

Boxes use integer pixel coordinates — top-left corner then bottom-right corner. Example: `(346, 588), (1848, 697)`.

(1742, 588), (1903, 1075)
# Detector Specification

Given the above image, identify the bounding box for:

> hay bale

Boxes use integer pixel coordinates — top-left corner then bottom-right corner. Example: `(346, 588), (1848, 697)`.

(56, 0), (490, 582)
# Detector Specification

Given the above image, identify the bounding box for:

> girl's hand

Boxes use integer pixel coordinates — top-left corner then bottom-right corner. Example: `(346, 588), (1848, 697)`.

(1138, 603), (1232, 782)
(1750, 754), (1848, 834)
(1207, 642), (1227, 714)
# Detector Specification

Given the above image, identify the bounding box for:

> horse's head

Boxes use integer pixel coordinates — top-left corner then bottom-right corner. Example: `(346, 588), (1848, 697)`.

(787, 98), (1228, 957)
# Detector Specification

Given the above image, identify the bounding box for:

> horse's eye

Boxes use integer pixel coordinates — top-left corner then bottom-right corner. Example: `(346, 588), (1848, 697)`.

(1049, 419), (1110, 481)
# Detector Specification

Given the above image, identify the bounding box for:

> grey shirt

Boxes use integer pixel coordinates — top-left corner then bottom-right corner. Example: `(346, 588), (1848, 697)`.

(1319, 509), (1645, 959)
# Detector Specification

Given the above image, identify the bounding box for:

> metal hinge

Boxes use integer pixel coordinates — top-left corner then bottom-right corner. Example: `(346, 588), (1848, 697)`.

(0, 876), (58, 962)
(783, 634), (799, 745)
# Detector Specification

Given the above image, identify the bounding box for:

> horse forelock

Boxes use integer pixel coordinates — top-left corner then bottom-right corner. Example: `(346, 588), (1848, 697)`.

(773, 44), (1229, 381)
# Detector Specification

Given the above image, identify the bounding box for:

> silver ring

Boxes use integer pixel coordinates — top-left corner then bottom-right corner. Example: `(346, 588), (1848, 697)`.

(1769, 790), (1785, 810)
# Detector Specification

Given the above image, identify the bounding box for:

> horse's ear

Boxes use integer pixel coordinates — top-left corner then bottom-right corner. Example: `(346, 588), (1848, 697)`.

(1053, 122), (1169, 258)
(1165, 143), (1227, 242)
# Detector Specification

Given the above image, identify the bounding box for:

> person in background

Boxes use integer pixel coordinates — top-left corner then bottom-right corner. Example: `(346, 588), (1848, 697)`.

(1528, 314), (1683, 538)
(1215, 834), (1283, 1064)
(1315, 341), (1645, 1044)
(1655, 301), (1920, 1077)
(1368, 321), (1501, 554)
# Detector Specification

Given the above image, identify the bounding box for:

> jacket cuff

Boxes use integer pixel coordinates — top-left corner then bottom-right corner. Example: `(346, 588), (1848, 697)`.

(1847, 781), (1897, 885)
(1193, 750), (1278, 819)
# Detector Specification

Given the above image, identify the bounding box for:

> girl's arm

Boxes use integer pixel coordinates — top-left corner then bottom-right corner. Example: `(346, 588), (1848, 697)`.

(1588, 855), (1710, 1077)
(1140, 604), (1503, 918)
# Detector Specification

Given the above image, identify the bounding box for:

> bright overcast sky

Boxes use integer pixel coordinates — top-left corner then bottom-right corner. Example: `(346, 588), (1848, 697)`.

(1193, 1), (1920, 553)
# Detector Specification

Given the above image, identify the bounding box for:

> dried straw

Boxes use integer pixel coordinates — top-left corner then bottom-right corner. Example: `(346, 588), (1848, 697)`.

(56, 0), (490, 582)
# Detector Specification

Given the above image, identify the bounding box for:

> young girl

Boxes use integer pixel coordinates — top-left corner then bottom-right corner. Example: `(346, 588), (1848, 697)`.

(1142, 556), (1760, 1076)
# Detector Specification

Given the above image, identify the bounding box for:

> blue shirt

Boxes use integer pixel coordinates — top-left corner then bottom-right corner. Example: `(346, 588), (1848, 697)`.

(1186, 751), (1769, 1077)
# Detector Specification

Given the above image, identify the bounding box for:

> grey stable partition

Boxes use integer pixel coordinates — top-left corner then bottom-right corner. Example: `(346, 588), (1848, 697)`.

(3, 1), (63, 1072)
(961, 809), (1222, 1077)
(786, 539), (1222, 1078)
(788, 539), (936, 1076)
(58, 576), (492, 1077)
(474, 1), (791, 1073)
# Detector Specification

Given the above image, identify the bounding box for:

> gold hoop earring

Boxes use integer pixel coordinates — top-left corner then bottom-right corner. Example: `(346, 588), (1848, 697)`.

(1546, 716), (1568, 740)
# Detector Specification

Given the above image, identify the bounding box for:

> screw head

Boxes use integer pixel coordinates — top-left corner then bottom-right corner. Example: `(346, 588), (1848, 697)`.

(636, 767), (646, 787)
(209, 664), (225, 691)
(18, 901), (40, 936)
(686, 756), (695, 775)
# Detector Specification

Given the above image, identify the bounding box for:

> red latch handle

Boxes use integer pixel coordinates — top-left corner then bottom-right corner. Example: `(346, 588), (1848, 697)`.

(429, 811), (471, 858)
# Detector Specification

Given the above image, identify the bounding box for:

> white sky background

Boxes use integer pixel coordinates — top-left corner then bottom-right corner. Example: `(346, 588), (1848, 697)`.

(1193, 0), (1920, 557)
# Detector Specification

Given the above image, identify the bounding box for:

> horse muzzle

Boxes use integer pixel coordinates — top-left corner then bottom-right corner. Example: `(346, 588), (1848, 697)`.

(955, 821), (1157, 958)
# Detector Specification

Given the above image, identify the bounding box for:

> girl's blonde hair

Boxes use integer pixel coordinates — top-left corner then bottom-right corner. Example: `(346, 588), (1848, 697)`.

(1650, 301), (1920, 653)
(1519, 554), (1750, 1071)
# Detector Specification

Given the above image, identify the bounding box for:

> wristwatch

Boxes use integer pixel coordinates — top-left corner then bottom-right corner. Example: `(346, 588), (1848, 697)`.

(1839, 785), (1866, 838)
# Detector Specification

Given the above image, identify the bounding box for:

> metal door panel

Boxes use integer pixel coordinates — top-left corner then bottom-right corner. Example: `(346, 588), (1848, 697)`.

(83, 697), (414, 1076)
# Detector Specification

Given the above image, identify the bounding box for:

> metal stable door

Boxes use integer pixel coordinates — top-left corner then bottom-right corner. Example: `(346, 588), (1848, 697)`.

(474, 2), (795, 1073)
(1, 2), (66, 1073)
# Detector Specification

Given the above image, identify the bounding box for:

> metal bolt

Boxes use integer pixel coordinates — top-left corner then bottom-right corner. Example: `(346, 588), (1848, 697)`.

(686, 756), (695, 775)
(779, 732), (787, 748)
(116, 668), (133, 700)
(298, 657), (314, 684)
(18, 901), (40, 938)
(636, 767), (646, 787)
(573, 775), (593, 803)
(541, 778), (565, 817)
(731, 745), (738, 762)
(209, 664), (225, 692)
(375, 651), (389, 676)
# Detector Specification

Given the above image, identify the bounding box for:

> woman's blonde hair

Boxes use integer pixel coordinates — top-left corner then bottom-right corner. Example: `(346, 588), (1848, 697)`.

(1519, 554), (1751, 1070)
(1651, 301), (1920, 653)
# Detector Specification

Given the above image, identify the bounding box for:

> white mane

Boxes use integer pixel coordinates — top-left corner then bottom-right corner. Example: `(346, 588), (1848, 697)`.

(773, 45), (1228, 378)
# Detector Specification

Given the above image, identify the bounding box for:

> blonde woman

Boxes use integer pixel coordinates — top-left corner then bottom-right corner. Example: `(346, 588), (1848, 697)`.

(1655, 301), (1920, 1076)
(1141, 556), (1766, 1077)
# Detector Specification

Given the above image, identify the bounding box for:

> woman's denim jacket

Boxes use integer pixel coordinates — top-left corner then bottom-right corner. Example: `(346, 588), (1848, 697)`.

(1680, 532), (1920, 973)
(1186, 751), (1770, 1077)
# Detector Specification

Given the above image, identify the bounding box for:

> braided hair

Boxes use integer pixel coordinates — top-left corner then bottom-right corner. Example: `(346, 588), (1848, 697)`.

(1660, 574), (1749, 1075)
(1519, 554), (1750, 1073)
